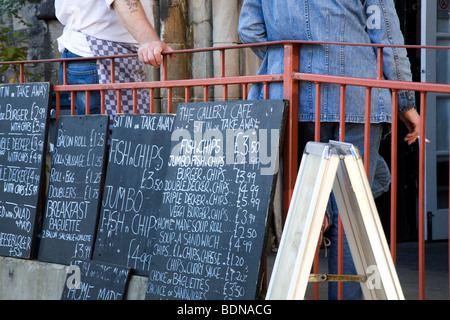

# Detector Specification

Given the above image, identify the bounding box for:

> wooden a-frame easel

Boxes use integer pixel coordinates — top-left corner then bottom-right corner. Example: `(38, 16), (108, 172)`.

(266, 141), (404, 300)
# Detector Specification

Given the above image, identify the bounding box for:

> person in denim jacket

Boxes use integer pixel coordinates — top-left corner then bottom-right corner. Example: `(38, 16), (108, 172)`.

(239, 0), (420, 300)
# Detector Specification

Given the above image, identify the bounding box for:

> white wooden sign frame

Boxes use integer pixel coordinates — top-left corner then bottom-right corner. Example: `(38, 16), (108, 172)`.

(266, 141), (404, 300)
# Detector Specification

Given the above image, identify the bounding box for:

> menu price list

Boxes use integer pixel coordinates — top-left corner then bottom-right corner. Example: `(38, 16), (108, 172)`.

(0, 83), (51, 258)
(145, 100), (287, 300)
(38, 115), (109, 265)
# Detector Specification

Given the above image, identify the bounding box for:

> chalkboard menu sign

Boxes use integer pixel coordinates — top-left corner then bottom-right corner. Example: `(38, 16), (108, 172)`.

(61, 257), (130, 300)
(145, 100), (287, 300)
(38, 115), (109, 265)
(0, 83), (51, 259)
(93, 114), (175, 275)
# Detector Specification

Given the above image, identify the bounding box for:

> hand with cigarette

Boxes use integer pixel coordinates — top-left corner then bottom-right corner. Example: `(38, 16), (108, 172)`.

(399, 108), (421, 145)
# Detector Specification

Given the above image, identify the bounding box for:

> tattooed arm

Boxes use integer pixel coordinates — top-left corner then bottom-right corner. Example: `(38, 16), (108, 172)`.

(112, 0), (175, 67)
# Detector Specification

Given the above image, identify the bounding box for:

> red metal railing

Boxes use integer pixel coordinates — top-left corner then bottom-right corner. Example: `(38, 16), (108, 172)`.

(2, 40), (450, 300)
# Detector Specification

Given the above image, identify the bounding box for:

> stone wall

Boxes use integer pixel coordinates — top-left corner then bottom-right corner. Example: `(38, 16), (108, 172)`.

(0, 257), (148, 300)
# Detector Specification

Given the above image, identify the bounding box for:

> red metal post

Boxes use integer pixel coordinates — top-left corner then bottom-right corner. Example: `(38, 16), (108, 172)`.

(315, 82), (322, 142)
(149, 88), (155, 113)
(110, 58), (116, 83)
(70, 91), (75, 115)
(163, 53), (168, 80)
(220, 49), (228, 101)
(338, 84), (346, 300)
(85, 91), (90, 115)
(63, 61), (68, 85)
(161, 54), (173, 113)
(313, 81), (322, 300)
(418, 91), (427, 300)
(390, 90), (399, 264)
(167, 87), (173, 113)
(55, 91), (61, 119)
(282, 43), (300, 225)
(339, 85), (346, 139)
(242, 84), (248, 100)
(263, 82), (269, 100)
(377, 47), (384, 80)
(100, 90), (106, 115)
(203, 86), (209, 102)
(223, 85), (228, 101)
(184, 87), (190, 103)
(132, 89), (138, 114)
(19, 63), (25, 83)
(117, 90), (122, 114)
(364, 87), (372, 176)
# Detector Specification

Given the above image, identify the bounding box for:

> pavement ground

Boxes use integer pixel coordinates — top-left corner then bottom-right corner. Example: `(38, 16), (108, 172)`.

(266, 241), (449, 300)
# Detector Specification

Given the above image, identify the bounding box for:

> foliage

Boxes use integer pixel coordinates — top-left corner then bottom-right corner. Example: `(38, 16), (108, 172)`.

(0, 26), (30, 83)
(0, 0), (38, 83)
(0, 0), (30, 26)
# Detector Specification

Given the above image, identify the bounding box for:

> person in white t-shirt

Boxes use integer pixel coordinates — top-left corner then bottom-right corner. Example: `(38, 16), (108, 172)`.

(55, 0), (175, 117)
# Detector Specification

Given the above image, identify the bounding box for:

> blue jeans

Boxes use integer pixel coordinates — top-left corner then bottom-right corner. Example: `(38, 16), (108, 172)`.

(299, 122), (385, 300)
(59, 49), (101, 115)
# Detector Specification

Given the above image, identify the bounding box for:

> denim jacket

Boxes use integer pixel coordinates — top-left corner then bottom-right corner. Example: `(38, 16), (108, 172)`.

(238, 0), (416, 123)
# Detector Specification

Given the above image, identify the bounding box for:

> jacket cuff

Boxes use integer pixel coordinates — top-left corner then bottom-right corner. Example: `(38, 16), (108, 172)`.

(398, 90), (416, 113)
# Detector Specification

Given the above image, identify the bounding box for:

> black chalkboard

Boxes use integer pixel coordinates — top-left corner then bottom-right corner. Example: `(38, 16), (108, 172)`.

(145, 99), (287, 300)
(0, 83), (51, 259)
(38, 115), (109, 265)
(61, 257), (131, 300)
(93, 114), (175, 275)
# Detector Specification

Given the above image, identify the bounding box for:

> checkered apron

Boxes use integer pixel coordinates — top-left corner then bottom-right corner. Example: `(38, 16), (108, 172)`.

(86, 35), (150, 131)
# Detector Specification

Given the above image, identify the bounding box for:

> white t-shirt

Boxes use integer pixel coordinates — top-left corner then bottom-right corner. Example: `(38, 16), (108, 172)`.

(55, 0), (155, 57)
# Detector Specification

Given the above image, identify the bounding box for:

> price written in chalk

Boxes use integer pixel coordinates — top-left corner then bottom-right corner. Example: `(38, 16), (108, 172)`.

(145, 100), (287, 300)
(0, 83), (51, 259)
